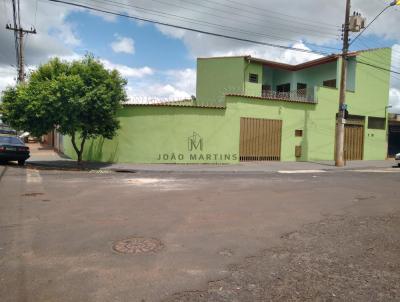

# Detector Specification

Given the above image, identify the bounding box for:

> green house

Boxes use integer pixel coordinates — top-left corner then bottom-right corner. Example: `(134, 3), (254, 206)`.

(64, 48), (392, 164)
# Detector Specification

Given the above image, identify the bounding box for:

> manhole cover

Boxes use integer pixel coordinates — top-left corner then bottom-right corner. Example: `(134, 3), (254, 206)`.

(112, 237), (163, 254)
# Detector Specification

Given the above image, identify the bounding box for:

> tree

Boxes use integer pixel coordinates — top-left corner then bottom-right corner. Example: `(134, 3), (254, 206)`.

(1, 55), (127, 163)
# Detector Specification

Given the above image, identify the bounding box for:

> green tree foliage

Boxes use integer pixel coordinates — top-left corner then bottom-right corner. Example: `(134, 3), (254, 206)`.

(1, 55), (127, 163)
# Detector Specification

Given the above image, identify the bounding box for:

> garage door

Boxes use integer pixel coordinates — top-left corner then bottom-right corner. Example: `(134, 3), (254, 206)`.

(239, 117), (282, 161)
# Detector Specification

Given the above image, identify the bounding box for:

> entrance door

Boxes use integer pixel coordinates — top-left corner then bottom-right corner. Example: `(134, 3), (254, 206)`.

(344, 124), (364, 160)
(239, 117), (282, 161)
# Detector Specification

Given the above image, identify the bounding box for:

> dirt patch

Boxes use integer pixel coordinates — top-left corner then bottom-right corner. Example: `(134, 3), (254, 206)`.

(112, 237), (164, 255)
(166, 213), (400, 301)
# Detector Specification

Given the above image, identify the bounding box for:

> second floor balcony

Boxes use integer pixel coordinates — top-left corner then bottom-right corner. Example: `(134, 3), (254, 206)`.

(261, 87), (317, 104)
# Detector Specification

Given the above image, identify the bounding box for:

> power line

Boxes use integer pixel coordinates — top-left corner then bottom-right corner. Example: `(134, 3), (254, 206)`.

(357, 59), (400, 75)
(34, 0), (38, 27)
(85, 0), (340, 51)
(45, 0), (333, 56)
(148, 0), (340, 38)
(203, 0), (340, 29)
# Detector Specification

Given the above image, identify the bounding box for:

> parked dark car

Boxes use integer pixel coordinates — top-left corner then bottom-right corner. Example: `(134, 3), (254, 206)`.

(0, 136), (30, 165)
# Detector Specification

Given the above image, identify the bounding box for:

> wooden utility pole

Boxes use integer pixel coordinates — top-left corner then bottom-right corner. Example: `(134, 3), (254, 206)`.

(5, 0), (36, 83)
(335, 0), (352, 167)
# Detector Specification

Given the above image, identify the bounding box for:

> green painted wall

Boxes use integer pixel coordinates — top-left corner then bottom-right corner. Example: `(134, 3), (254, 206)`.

(196, 57), (244, 105)
(64, 106), (238, 164)
(338, 48), (392, 160)
(63, 49), (392, 164)
(64, 99), (316, 164)
(268, 61), (338, 92)
(244, 62), (263, 97)
(262, 66), (274, 87)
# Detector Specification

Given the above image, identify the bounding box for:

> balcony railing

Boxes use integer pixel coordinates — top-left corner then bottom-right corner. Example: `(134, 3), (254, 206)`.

(261, 88), (316, 103)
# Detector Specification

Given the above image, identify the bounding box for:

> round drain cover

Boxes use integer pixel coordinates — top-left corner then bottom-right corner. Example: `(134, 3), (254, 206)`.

(112, 237), (163, 254)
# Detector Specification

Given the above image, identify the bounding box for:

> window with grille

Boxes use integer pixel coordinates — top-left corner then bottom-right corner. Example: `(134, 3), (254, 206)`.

(249, 73), (259, 83)
(368, 117), (386, 130)
(276, 83), (291, 92)
(323, 79), (336, 88)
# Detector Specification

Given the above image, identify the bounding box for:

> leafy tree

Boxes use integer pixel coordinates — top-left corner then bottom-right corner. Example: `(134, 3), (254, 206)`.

(1, 55), (127, 163)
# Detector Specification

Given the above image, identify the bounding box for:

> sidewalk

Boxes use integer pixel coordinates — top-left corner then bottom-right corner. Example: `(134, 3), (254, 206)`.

(26, 143), (398, 173)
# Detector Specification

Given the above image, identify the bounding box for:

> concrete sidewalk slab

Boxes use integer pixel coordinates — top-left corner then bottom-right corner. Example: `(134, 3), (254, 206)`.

(26, 143), (399, 173)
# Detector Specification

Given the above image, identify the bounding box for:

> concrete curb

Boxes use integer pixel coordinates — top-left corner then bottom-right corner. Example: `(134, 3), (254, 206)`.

(25, 160), (399, 174)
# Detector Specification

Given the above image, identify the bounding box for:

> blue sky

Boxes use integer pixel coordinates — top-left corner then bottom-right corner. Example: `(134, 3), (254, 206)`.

(0, 0), (399, 110)
(66, 11), (194, 70)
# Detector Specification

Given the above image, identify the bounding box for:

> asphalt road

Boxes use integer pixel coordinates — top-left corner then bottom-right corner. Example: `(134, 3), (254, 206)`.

(0, 164), (399, 302)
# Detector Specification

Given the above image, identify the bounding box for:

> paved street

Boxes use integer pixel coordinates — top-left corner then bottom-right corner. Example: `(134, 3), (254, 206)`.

(0, 164), (400, 302)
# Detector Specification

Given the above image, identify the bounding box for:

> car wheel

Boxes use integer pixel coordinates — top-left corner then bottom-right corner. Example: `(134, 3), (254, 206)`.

(18, 160), (25, 166)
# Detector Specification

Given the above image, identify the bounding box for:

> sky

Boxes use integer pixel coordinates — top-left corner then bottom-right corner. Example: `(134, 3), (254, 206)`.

(0, 0), (399, 111)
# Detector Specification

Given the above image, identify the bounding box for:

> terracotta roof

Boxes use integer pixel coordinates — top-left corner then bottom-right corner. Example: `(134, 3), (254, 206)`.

(123, 101), (225, 109)
(226, 94), (318, 105)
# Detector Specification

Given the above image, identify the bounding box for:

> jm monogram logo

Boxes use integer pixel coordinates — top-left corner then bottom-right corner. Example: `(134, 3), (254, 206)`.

(188, 132), (203, 151)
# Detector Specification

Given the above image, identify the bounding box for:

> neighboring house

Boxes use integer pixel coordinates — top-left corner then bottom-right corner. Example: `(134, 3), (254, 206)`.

(388, 113), (400, 157)
(63, 48), (392, 164)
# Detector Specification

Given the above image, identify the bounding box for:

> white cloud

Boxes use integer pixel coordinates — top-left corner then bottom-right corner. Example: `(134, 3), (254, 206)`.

(125, 68), (196, 103)
(89, 10), (118, 22)
(165, 68), (196, 94)
(210, 41), (322, 65)
(0, 65), (17, 93)
(100, 59), (153, 78)
(111, 35), (135, 54)
(126, 83), (191, 103)
(389, 88), (400, 113)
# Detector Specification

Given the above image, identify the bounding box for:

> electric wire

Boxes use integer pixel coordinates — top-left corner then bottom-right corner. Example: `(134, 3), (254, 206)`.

(34, 0), (38, 27)
(148, 0), (340, 37)
(85, 0), (340, 50)
(44, 0), (333, 56)
(44, 0), (400, 80)
(357, 60), (400, 75)
(200, 0), (340, 29)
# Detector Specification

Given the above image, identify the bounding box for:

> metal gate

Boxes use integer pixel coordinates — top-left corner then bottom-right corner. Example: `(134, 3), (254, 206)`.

(239, 117), (282, 161)
(344, 124), (364, 160)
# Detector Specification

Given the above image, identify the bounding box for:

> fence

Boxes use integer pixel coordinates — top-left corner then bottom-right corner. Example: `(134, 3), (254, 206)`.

(262, 88), (316, 103)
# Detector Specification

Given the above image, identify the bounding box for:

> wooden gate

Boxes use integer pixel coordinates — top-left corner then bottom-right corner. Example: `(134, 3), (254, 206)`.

(239, 117), (282, 161)
(344, 124), (364, 160)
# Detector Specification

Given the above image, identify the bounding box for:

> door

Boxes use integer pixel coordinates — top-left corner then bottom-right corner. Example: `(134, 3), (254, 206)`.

(239, 117), (282, 161)
(344, 124), (364, 160)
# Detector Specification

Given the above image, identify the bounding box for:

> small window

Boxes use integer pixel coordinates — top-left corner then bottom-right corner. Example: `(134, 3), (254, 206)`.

(323, 79), (336, 88)
(295, 129), (303, 137)
(249, 73), (258, 83)
(368, 117), (386, 130)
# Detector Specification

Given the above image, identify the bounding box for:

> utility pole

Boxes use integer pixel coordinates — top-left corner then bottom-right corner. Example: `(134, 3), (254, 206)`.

(335, 0), (364, 166)
(335, 0), (351, 167)
(5, 0), (36, 83)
